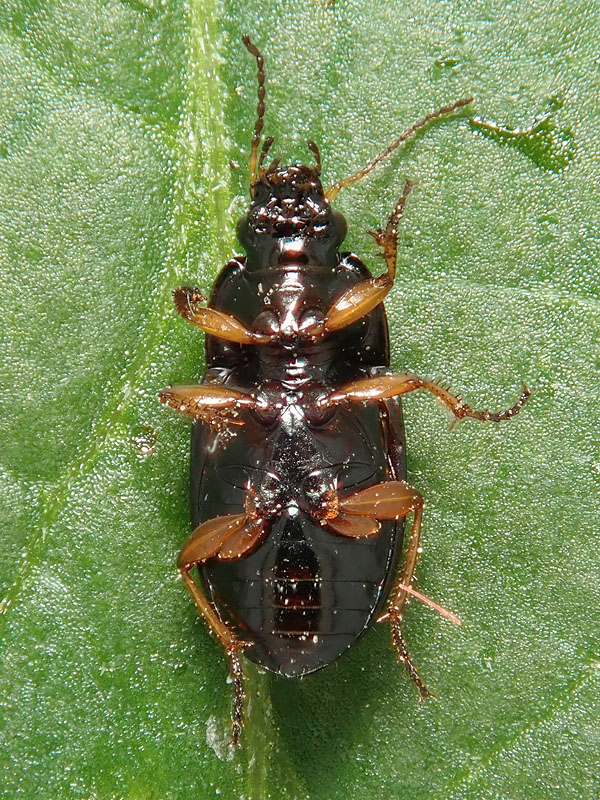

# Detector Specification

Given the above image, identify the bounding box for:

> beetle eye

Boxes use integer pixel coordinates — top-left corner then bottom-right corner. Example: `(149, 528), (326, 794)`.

(236, 215), (250, 241)
(331, 210), (347, 243)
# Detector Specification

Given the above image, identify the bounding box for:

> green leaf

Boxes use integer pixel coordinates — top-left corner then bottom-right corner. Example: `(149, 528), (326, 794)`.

(1, 1), (598, 798)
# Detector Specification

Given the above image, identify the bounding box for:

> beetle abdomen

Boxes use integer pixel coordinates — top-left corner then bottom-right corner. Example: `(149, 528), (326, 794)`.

(204, 510), (398, 676)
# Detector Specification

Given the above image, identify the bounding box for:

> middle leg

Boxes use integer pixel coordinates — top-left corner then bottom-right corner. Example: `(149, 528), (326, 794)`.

(322, 373), (530, 425)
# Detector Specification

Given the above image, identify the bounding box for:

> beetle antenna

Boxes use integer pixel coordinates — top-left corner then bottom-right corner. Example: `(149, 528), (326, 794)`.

(258, 136), (275, 177)
(325, 96), (474, 201)
(307, 140), (322, 174)
(242, 35), (267, 194)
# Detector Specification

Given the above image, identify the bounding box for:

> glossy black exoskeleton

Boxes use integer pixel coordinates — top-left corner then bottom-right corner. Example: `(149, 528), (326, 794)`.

(159, 36), (529, 747)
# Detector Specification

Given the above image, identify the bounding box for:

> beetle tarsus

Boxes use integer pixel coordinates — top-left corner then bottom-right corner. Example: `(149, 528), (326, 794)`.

(390, 613), (435, 702)
(367, 178), (417, 281)
(324, 373), (531, 428)
(450, 383), (531, 425)
(227, 643), (246, 748)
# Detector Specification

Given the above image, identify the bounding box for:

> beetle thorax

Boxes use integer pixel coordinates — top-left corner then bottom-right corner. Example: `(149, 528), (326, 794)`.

(251, 272), (336, 384)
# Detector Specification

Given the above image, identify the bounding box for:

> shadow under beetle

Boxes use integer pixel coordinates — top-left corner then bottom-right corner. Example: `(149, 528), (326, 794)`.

(159, 36), (529, 747)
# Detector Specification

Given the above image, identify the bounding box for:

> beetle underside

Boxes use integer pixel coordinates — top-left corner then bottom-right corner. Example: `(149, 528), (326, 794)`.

(158, 36), (529, 747)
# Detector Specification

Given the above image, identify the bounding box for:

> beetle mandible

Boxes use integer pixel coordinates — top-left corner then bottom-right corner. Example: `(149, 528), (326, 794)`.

(159, 36), (529, 747)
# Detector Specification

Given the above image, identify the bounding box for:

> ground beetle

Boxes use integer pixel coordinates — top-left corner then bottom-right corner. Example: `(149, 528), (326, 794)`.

(159, 36), (529, 747)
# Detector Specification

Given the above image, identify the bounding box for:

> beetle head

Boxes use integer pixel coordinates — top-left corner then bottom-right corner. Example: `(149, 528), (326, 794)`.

(237, 162), (347, 266)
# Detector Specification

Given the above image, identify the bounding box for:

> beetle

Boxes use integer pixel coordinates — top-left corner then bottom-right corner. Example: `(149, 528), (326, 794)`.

(158, 36), (529, 747)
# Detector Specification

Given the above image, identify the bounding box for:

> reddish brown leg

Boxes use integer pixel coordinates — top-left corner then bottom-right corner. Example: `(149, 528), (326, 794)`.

(379, 502), (433, 701)
(173, 286), (272, 345)
(323, 373), (530, 425)
(158, 384), (265, 433)
(178, 507), (266, 747)
(390, 619), (433, 702)
(367, 178), (418, 283)
(323, 480), (431, 696)
(309, 181), (416, 336)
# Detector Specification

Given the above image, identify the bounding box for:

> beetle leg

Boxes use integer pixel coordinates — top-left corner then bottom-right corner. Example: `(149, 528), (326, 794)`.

(324, 479), (419, 532)
(378, 397), (406, 478)
(173, 286), (272, 345)
(326, 512), (381, 537)
(388, 619), (434, 703)
(326, 482), (424, 619)
(366, 178), (418, 283)
(158, 384), (265, 432)
(338, 479), (423, 520)
(371, 490), (432, 700)
(307, 181), (415, 336)
(329, 481), (458, 699)
(178, 511), (266, 747)
(323, 373), (531, 425)
(311, 273), (394, 335)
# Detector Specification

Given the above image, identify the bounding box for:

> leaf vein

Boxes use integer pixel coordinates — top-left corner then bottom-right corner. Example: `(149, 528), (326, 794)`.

(443, 660), (600, 797)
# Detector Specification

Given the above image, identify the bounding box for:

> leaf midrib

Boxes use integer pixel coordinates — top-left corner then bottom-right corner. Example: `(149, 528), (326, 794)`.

(0, 0), (234, 638)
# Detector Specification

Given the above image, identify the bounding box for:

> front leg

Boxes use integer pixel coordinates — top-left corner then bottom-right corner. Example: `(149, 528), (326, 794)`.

(173, 286), (272, 345)
(307, 180), (416, 336)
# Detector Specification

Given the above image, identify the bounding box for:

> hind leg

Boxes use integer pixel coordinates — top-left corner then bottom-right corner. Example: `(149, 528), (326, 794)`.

(326, 478), (462, 699)
(376, 502), (434, 701)
(178, 510), (265, 747)
(323, 480), (433, 698)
